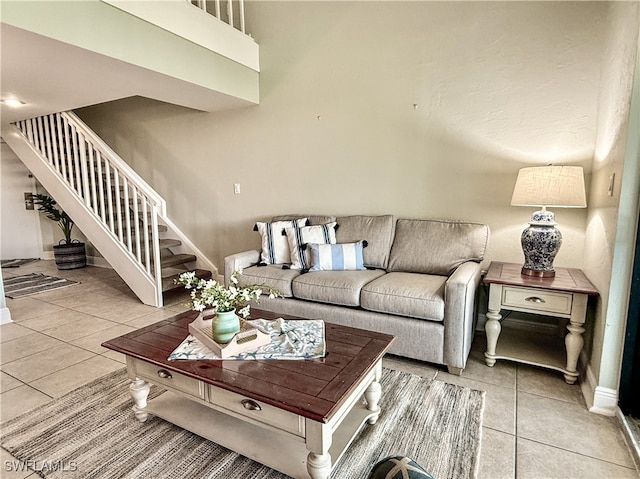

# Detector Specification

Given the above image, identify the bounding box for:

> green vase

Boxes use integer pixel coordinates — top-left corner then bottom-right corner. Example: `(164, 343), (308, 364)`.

(211, 309), (240, 344)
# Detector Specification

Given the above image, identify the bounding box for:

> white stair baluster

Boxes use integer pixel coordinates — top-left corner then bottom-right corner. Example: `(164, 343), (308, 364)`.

(142, 197), (151, 273)
(132, 188), (141, 262)
(42, 115), (54, 167)
(56, 114), (68, 181)
(88, 146), (98, 214)
(79, 132), (91, 206)
(71, 127), (82, 196)
(123, 177), (132, 252)
(49, 114), (60, 173)
(105, 161), (115, 233)
(114, 169), (123, 242)
(36, 116), (45, 155)
(96, 150), (106, 223)
(62, 116), (75, 191)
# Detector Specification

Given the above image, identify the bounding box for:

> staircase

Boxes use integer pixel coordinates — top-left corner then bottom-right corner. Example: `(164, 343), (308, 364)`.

(2, 111), (216, 307)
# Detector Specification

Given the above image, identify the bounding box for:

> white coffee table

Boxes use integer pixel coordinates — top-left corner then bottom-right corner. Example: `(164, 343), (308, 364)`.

(103, 309), (396, 479)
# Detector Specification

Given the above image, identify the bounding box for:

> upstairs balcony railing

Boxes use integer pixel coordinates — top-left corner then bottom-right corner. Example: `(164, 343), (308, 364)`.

(190, 0), (246, 34)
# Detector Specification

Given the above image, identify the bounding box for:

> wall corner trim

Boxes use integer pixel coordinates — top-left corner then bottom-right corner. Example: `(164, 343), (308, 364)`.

(589, 386), (618, 416)
(0, 307), (13, 325)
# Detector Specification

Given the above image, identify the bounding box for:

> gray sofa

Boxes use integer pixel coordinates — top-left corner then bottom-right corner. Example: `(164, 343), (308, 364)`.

(224, 214), (489, 374)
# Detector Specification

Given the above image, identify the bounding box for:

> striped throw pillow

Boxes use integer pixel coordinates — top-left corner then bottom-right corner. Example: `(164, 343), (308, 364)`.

(256, 218), (307, 265)
(308, 241), (366, 271)
(285, 222), (337, 270)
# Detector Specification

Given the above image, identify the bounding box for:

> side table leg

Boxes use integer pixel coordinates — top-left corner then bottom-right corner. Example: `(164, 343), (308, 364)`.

(564, 321), (585, 384)
(484, 309), (502, 367)
(130, 378), (151, 422)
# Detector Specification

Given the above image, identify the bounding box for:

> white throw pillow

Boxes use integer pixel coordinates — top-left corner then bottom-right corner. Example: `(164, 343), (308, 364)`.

(285, 222), (337, 270)
(255, 218), (308, 265)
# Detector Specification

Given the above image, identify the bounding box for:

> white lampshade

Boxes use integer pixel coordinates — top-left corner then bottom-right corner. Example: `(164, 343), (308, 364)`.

(511, 165), (587, 208)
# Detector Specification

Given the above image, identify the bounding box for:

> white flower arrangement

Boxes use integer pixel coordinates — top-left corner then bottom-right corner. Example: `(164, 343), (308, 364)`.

(176, 269), (280, 318)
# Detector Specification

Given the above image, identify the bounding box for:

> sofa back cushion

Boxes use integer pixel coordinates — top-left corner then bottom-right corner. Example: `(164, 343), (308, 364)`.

(388, 219), (489, 275)
(272, 214), (336, 226)
(335, 215), (396, 269)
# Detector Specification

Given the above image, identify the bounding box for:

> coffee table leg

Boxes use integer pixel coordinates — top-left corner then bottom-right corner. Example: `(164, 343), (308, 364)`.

(307, 452), (331, 479)
(365, 361), (382, 424)
(306, 422), (332, 479)
(130, 378), (150, 422)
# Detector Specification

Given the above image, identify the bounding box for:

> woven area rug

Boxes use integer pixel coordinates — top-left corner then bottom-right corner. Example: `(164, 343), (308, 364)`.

(1, 258), (40, 268)
(0, 368), (484, 479)
(3, 273), (78, 298)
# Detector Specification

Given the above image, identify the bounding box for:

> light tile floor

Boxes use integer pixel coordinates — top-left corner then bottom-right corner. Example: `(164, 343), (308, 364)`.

(1, 261), (638, 478)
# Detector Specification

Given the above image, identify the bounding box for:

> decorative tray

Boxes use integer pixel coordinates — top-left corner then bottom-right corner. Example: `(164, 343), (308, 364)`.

(188, 313), (271, 359)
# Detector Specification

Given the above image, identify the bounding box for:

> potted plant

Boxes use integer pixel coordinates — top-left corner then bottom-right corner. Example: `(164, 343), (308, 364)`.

(33, 193), (86, 270)
(177, 269), (280, 343)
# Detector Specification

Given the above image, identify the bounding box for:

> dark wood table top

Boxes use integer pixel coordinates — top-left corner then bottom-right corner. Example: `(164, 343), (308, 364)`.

(484, 261), (598, 295)
(102, 309), (396, 424)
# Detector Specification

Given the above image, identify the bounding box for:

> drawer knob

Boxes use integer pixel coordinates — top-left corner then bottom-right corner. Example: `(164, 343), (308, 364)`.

(525, 296), (546, 304)
(157, 369), (173, 379)
(241, 399), (262, 411)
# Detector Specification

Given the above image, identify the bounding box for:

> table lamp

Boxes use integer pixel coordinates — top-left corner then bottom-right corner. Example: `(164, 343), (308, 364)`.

(511, 165), (587, 277)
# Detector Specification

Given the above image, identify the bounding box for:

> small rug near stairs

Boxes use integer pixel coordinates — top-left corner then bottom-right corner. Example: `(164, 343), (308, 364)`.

(3, 273), (78, 299)
(0, 368), (485, 479)
(1, 258), (39, 268)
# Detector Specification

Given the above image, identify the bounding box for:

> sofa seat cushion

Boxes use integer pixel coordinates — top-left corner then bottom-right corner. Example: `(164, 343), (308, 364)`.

(360, 272), (447, 321)
(238, 265), (301, 298)
(292, 270), (386, 307)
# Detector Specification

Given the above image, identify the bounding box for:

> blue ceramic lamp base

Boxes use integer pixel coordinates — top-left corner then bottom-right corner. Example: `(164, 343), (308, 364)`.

(520, 209), (561, 278)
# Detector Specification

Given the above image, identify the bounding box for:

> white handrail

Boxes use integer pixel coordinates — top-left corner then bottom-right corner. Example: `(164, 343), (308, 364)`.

(15, 112), (164, 306)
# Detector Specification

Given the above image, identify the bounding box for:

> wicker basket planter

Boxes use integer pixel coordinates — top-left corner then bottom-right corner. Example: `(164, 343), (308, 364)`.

(53, 241), (86, 270)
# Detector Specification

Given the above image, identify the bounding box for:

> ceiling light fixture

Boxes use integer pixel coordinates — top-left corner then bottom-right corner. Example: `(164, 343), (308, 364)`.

(1, 98), (25, 108)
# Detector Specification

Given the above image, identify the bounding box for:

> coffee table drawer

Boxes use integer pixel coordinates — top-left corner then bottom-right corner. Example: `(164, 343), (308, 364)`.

(502, 286), (573, 315)
(207, 385), (305, 438)
(131, 359), (203, 399)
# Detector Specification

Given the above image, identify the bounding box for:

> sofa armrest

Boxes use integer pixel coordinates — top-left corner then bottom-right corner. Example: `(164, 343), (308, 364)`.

(224, 250), (260, 286)
(443, 261), (482, 370)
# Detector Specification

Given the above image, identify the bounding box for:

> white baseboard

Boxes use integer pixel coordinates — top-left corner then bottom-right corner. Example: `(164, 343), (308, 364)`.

(589, 386), (619, 416)
(86, 255), (113, 269)
(578, 351), (619, 416)
(0, 307), (12, 324)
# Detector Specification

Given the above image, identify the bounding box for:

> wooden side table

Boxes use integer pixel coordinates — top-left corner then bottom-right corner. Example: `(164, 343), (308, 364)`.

(483, 262), (598, 384)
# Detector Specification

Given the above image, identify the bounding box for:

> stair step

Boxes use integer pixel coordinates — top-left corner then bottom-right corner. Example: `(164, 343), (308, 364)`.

(160, 253), (197, 268)
(162, 268), (212, 293)
(159, 238), (181, 249)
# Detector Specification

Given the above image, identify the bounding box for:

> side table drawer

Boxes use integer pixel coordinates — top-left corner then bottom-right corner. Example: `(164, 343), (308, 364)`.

(502, 287), (572, 315)
(208, 385), (305, 438)
(131, 359), (203, 399)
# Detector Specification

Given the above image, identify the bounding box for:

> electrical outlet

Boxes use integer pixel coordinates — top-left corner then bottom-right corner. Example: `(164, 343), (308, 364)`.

(234, 183), (241, 194)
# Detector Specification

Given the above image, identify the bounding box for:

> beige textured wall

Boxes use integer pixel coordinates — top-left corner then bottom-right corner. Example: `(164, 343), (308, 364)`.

(584, 2), (640, 390)
(77, 1), (611, 271)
